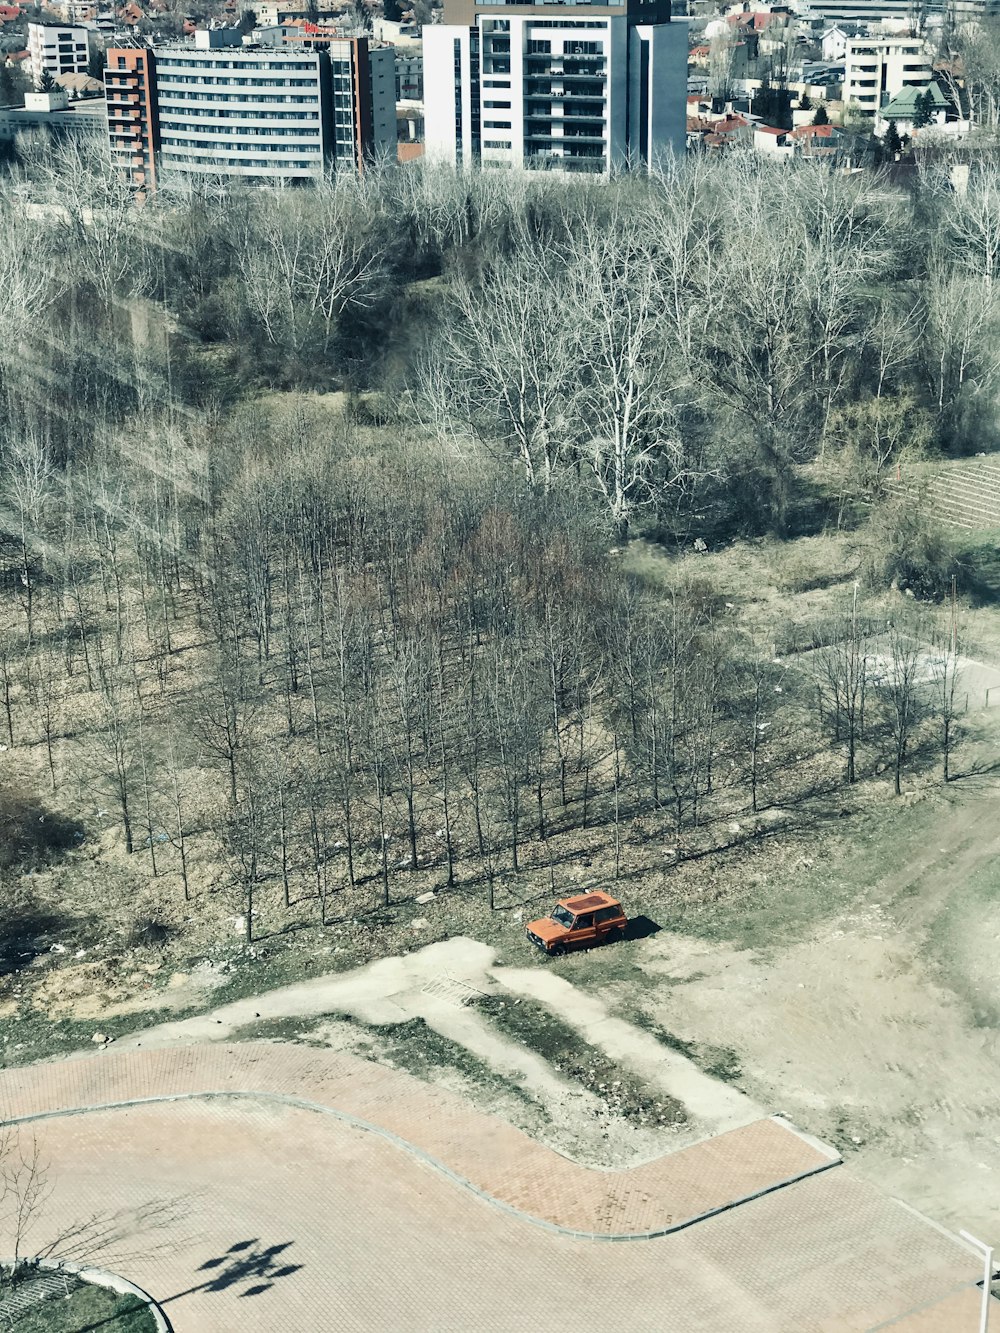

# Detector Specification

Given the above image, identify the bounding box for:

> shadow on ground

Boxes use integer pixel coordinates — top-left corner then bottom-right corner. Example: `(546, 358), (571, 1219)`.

(625, 915), (660, 943)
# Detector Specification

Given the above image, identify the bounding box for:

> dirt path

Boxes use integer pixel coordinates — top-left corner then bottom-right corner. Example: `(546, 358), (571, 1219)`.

(495, 966), (759, 1132)
(101, 936), (756, 1160)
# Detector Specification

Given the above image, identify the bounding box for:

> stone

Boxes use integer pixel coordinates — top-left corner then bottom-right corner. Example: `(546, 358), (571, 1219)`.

(415, 891), (436, 905)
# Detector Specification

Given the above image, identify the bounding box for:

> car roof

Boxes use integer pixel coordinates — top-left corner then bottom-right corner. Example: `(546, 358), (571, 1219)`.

(558, 892), (620, 912)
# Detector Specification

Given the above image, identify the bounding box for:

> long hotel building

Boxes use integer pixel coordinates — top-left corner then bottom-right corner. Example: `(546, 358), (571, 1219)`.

(423, 0), (686, 174)
(107, 29), (396, 189)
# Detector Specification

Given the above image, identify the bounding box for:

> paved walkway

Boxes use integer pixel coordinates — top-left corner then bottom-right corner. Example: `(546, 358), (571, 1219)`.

(0, 1043), (829, 1238)
(0, 1042), (987, 1331)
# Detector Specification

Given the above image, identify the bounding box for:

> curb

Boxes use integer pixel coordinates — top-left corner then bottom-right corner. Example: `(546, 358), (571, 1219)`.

(1, 1257), (171, 1332)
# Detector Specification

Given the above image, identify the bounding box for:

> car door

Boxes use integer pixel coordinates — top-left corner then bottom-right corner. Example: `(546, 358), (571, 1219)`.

(593, 906), (614, 939)
(571, 913), (598, 949)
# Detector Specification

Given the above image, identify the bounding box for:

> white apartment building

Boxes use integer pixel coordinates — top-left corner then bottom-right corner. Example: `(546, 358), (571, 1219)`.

(843, 33), (931, 114)
(424, 0), (686, 175)
(802, 0), (923, 24)
(151, 29), (395, 183)
(27, 22), (90, 88)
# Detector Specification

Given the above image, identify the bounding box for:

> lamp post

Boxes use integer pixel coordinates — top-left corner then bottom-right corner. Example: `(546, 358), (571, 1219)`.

(960, 1230), (994, 1333)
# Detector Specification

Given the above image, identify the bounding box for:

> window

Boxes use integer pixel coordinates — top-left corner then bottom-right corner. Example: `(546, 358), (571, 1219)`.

(483, 139), (512, 148)
(484, 119), (511, 128)
(484, 100), (511, 107)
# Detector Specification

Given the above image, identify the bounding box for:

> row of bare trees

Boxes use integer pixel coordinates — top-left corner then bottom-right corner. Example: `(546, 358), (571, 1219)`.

(0, 394), (968, 940)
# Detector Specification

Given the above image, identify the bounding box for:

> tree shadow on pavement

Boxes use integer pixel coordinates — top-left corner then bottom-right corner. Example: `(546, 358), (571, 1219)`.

(72, 1238), (304, 1332)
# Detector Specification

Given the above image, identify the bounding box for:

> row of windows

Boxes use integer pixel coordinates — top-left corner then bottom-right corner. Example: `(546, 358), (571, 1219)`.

(484, 99), (511, 107)
(164, 154), (320, 169)
(161, 124), (321, 136)
(160, 104), (321, 120)
(483, 138), (512, 148)
(162, 138), (322, 153)
(158, 58), (318, 71)
(157, 74), (319, 88)
(484, 119), (511, 128)
(159, 93), (321, 106)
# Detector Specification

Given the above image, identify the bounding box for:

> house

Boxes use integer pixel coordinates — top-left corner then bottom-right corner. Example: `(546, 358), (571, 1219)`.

(754, 122), (791, 154)
(821, 24), (849, 62)
(874, 81), (948, 133)
(55, 69), (103, 96)
(790, 121), (841, 155)
(687, 111), (751, 149)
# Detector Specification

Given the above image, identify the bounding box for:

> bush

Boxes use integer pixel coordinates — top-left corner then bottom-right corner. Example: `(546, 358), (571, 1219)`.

(859, 499), (956, 599)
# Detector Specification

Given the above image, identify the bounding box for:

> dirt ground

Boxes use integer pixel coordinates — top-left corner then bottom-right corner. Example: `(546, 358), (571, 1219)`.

(593, 772), (1000, 1239)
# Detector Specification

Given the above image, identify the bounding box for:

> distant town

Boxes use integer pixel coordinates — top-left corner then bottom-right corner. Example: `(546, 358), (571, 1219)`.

(0, 0), (988, 184)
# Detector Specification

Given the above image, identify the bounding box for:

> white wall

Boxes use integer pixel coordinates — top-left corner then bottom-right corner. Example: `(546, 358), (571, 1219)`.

(423, 24), (465, 166)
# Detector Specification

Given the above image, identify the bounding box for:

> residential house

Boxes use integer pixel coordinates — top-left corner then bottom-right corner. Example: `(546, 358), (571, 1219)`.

(874, 80), (948, 132)
(820, 24), (848, 62)
(789, 120), (841, 154)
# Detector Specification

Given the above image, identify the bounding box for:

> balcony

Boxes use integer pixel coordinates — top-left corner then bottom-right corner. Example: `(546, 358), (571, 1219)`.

(524, 129), (606, 145)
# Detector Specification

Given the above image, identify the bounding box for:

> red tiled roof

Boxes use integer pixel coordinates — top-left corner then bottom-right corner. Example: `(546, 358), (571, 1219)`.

(689, 45), (710, 57)
(756, 124), (787, 135)
(791, 123), (837, 139)
(6, 48), (28, 60)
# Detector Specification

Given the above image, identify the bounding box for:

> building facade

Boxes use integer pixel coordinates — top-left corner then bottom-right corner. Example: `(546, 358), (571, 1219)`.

(106, 29), (396, 188)
(106, 46), (158, 191)
(27, 21), (89, 87)
(843, 33), (931, 115)
(424, 0), (686, 174)
(155, 33), (333, 181)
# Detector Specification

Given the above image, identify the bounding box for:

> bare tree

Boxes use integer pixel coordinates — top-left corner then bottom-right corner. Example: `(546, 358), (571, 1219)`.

(0, 1126), (51, 1277)
(818, 586), (869, 785)
(878, 624), (924, 796)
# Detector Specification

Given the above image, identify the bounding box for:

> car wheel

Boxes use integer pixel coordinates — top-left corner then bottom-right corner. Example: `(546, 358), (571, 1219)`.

(549, 944), (566, 957)
(604, 928), (623, 945)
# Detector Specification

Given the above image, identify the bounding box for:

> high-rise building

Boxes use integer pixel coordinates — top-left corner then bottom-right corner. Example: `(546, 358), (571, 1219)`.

(106, 29), (396, 190)
(423, 0), (686, 175)
(106, 48), (158, 192)
(27, 22), (90, 88)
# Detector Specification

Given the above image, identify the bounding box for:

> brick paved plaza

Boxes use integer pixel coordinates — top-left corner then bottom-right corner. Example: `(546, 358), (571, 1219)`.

(0, 1043), (987, 1330)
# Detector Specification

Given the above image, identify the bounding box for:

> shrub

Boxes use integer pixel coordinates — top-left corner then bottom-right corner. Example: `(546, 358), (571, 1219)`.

(859, 499), (956, 599)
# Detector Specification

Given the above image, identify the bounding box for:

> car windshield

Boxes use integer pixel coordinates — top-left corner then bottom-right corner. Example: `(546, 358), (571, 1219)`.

(551, 906), (575, 929)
